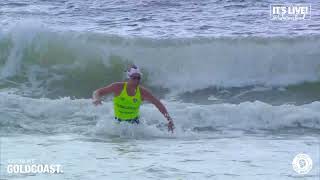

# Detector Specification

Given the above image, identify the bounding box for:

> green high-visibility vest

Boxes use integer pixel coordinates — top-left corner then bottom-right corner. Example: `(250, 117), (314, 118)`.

(113, 82), (142, 120)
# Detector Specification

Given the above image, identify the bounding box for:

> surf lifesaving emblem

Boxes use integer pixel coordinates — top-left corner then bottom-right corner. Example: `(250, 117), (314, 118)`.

(292, 153), (313, 174)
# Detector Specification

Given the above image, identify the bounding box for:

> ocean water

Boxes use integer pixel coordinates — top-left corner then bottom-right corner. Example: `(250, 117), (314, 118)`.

(1, 0), (320, 180)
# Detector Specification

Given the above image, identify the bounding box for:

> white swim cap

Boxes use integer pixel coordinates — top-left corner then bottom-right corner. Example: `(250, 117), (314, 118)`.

(126, 65), (143, 78)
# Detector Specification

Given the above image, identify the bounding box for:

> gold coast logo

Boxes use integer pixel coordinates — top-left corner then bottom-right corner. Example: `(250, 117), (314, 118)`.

(292, 153), (313, 175)
(6, 159), (63, 174)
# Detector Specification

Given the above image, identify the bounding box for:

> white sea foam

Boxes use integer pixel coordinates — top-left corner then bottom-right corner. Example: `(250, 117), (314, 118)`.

(1, 92), (319, 137)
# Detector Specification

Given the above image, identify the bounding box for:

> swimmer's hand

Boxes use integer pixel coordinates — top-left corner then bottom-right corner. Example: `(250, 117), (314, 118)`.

(93, 99), (102, 106)
(164, 113), (174, 133)
(92, 90), (102, 106)
(168, 120), (174, 133)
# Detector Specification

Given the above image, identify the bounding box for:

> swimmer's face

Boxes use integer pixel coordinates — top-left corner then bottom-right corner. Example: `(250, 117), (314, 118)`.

(129, 73), (141, 85)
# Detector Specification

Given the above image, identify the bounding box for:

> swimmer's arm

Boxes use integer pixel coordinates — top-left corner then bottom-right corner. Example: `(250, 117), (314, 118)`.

(92, 83), (119, 105)
(140, 87), (173, 122)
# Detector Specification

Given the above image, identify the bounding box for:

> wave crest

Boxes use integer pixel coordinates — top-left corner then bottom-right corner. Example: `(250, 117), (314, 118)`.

(0, 26), (320, 98)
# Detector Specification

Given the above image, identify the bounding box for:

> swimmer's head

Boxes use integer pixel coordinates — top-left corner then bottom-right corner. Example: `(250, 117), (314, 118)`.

(126, 65), (142, 84)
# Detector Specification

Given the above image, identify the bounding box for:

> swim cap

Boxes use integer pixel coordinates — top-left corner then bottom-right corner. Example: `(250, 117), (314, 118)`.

(126, 65), (143, 78)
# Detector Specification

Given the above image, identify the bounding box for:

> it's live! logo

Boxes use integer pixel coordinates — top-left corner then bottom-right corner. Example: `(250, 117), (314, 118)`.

(270, 4), (311, 21)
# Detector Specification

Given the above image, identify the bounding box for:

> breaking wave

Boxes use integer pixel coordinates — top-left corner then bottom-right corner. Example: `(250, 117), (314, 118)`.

(0, 25), (320, 98)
